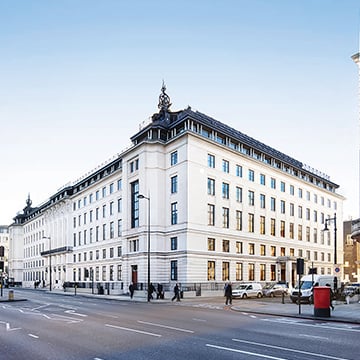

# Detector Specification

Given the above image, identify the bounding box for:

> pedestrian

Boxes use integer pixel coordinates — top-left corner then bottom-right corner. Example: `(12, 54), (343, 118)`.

(326, 283), (335, 310)
(225, 282), (232, 305)
(148, 282), (155, 301)
(129, 282), (134, 299)
(171, 283), (181, 301)
(157, 283), (163, 299)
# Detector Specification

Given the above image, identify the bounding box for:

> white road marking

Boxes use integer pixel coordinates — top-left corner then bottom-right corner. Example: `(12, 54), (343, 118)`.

(232, 338), (351, 360)
(262, 318), (360, 333)
(105, 324), (162, 337)
(299, 334), (329, 340)
(206, 344), (287, 359)
(192, 318), (207, 322)
(5, 323), (21, 331)
(28, 333), (39, 339)
(137, 320), (194, 333)
(50, 313), (83, 324)
(64, 309), (87, 317)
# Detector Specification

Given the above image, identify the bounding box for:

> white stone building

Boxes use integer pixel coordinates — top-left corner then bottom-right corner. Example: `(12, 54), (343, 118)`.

(9, 86), (344, 295)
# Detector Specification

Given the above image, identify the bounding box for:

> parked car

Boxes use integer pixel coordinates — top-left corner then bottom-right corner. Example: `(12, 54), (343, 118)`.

(232, 283), (263, 299)
(262, 283), (289, 297)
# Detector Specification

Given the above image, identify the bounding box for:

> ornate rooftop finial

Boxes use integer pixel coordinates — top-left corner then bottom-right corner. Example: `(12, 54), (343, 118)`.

(158, 80), (171, 112)
(26, 193), (32, 208)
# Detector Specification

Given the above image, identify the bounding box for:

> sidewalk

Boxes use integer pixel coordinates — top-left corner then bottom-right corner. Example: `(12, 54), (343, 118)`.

(2, 288), (360, 324)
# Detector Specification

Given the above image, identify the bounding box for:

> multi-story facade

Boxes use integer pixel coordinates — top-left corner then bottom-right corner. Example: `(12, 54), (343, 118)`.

(9, 85), (344, 294)
(344, 220), (360, 283)
(0, 225), (9, 284)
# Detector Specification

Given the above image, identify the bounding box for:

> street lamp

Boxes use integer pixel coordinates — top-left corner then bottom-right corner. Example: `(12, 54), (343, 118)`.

(43, 236), (52, 291)
(138, 194), (151, 302)
(323, 213), (337, 265)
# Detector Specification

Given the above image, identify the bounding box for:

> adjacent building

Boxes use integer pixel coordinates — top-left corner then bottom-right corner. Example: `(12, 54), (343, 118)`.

(9, 85), (344, 294)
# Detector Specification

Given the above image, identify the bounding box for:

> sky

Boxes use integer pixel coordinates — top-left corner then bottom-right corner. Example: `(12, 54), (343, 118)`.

(1, 0), (360, 225)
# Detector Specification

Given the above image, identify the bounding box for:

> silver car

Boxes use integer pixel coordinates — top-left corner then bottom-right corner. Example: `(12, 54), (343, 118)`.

(262, 283), (289, 297)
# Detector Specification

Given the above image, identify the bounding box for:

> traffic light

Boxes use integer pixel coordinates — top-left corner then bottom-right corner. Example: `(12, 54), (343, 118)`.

(296, 258), (304, 275)
(0, 246), (4, 257)
(0, 261), (4, 271)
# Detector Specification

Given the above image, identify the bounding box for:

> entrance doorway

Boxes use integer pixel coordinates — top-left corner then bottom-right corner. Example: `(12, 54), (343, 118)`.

(131, 265), (138, 289)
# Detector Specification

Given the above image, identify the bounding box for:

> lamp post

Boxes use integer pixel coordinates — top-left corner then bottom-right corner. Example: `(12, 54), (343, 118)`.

(323, 213), (337, 265)
(43, 236), (52, 291)
(138, 194), (151, 302)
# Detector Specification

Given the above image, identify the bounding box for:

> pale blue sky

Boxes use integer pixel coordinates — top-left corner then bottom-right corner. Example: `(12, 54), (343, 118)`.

(1, 0), (359, 224)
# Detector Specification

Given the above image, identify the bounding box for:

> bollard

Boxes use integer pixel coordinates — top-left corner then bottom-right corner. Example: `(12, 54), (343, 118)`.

(8, 290), (14, 301)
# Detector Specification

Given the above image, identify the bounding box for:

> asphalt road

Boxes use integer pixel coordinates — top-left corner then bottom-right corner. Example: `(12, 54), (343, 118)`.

(1, 290), (360, 360)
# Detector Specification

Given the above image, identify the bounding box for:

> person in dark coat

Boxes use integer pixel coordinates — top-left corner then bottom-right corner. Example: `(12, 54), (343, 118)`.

(225, 282), (232, 305)
(129, 282), (134, 299)
(171, 283), (181, 301)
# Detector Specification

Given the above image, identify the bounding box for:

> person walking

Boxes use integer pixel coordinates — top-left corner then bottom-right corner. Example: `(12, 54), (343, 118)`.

(225, 282), (232, 305)
(171, 283), (181, 301)
(129, 282), (134, 299)
(326, 283), (335, 310)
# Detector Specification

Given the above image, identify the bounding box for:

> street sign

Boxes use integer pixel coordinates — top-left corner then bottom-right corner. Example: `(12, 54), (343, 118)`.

(334, 265), (341, 275)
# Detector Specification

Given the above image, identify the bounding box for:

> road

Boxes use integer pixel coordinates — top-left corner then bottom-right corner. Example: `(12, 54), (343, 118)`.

(1, 290), (359, 360)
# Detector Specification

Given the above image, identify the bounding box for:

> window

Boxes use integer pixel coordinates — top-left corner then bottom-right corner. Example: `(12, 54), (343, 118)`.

(280, 221), (285, 237)
(260, 194), (265, 208)
(236, 210), (242, 230)
(306, 191), (310, 201)
(171, 175), (178, 193)
(222, 262), (229, 281)
(117, 246), (122, 257)
(248, 213), (254, 232)
(96, 207), (99, 220)
(236, 165), (242, 177)
(248, 191), (254, 206)
(222, 183), (229, 199)
(207, 178), (215, 195)
(208, 204), (215, 225)
(102, 249), (106, 259)
(236, 241), (242, 254)
(73, 217), (76, 228)
(171, 260), (178, 280)
(260, 174), (266, 185)
(222, 240), (230, 252)
(102, 224), (106, 240)
(271, 178), (276, 189)
(207, 261), (215, 280)
(248, 169), (254, 182)
(298, 188), (303, 198)
(260, 264), (266, 281)
(96, 190), (99, 201)
(96, 226), (99, 241)
(171, 151), (178, 165)
(222, 159), (229, 173)
(270, 264), (276, 281)
(102, 187), (106, 198)
(280, 200), (285, 214)
(280, 181), (285, 192)
(248, 263), (255, 281)
(280, 247), (285, 256)
(298, 206), (303, 219)
(306, 208), (310, 221)
(222, 207), (229, 228)
(129, 239), (139, 252)
(130, 159), (139, 172)
(110, 222), (114, 239)
(249, 243), (255, 255)
(118, 198), (122, 213)
(236, 187), (242, 202)
(313, 210), (318, 222)
(289, 223), (294, 239)
(290, 185), (294, 195)
(298, 224), (303, 240)
(109, 183), (114, 194)
(171, 237), (177, 250)
(260, 244), (266, 256)
(102, 205), (106, 218)
(313, 228), (318, 243)
(208, 154), (215, 168)
(110, 202), (114, 216)
(90, 210), (93, 222)
(117, 179), (122, 191)
(131, 180), (139, 228)
(102, 266), (106, 281)
(208, 238), (215, 251)
(271, 246), (276, 256)
(270, 197), (276, 211)
(117, 219), (122, 237)
(290, 203), (294, 216)
(306, 226), (310, 242)
(260, 216), (265, 235)
(236, 263), (243, 281)
(270, 218), (276, 236)
(109, 265), (114, 281)
(171, 202), (178, 225)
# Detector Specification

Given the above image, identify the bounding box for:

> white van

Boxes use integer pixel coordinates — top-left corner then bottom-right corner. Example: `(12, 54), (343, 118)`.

(232, 283), (263, 299)
(290, 275), (338, 303)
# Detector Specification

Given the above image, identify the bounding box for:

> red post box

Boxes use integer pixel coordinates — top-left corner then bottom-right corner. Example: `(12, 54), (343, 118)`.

(313, 286), (331, 317)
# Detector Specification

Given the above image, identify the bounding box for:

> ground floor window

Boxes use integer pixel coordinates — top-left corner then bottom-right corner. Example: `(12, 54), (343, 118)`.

(171, 260), (178, 280)
(207, 261), (215, 280)
(222, 261), (229, 281)
(236, 262), (243, 281)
